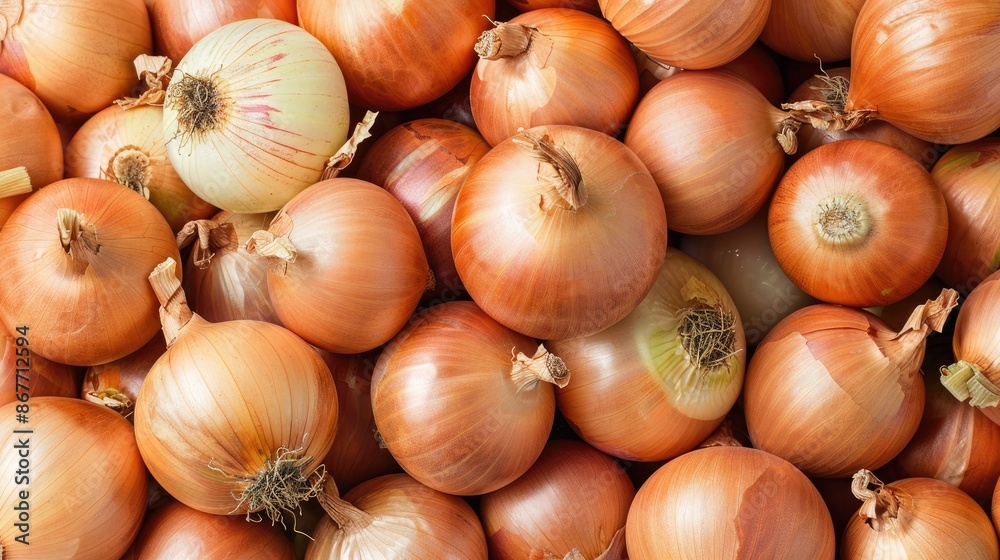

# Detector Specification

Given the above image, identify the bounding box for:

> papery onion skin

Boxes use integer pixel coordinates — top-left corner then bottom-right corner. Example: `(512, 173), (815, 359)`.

(479, 439), (635, 559)
(625, 70), (794, 235)
(452, 124), (667, 340)
(81, 334), (165, 418)
(0, 178), (181, 366)
(249, 178), (430, 354)
(0, 0), (153, 122)
(470, 9), (639, 147)
(680, 208), (817, 346)
(760, 0), (864, 62)
(298, 0), (494, 112)
(316, 348), (402, 494)
(1, 326), (79, 408)
(0, 397), (148, 559)
(845, 0), (1000, 144)
(932, 139), (1000, 294)
(769, 139), (949, 307)
(549, 248), (746, 462)
(306, 474), (488, 560)
(65, 104), (216, 233)
(625, 446), (835, 559)
(0, 73), (62, 188)
(843, 473), (999, 560)
(125, 500), (295, 559)
(787, 68), (938, 170)
(356, 118), (490, 302)
(151, 0), (297, 62)
(162, 19), (349, 213)
(744, 293), (957, 478)
(599, 0), (770, 70)
(372, 301), (562, 496)
(944, 270), (1000, 426)
(181, 210), (281, 325)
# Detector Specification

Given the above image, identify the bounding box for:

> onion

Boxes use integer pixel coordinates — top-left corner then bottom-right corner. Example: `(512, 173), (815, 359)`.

(246, 178), (431, 354)
(0, 178), (181, 366)
(718, 42), (784, 107)
(786, 68), (938, 170)
(452, 125), (667, 340)
(316, 348), (401, 494)
(479, 439), (634, 560)
(680, 208), (817, 346)
(470, 9), (639, 146)
(768, 139), (949, 307)
(0, 325), (79, 408)
(372, 301), (568, 495)
(760, 0), (864, 62)
(356, 119), (490, 302)
(598, 0), (769, 70)
(940, 270), (1000, 426)
(307, 474), (488, 559)
(843, 470), (999, 559)
(125, 500), (295, 559)
(932, 138), (1000, 294)
(783, 0), (1000, 144)
(504, 0), (600, 15)
(0, 397), (148, 559)
(81, 335), (165, 418)
(549, 248), (745, 462)
(401, 74), (477, 132)
(177, 210), (280, 324)
(162, 19), (349, 213)
(0, 0), (152, 121)
(0, 73), (62, 189)
(298, 0), (493, 112)
(151, 0), (297, 62)
(134, 258), (338, 523)
(744, 289), (958, 478)
(625, 446), (835, 559)
(65, 104), (216, 233)
(624, 70), (798, 235)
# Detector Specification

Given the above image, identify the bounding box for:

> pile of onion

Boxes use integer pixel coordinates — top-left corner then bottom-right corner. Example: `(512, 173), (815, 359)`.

(150, 0), (297, 62)
(298, 0), (493, 111)
(549, 248), (746, 462)
(177, 211), (280, 325)
(247, 178), (431, 354)
(0, 0), (152, 121)
(0, 178), (181, 366)
(1, 326), (79, 408)
(941, 270), (1000, 424)
(452, 125), (667, 340)
(479, 439), (634, 559)
(843, 470), (998, 559)
(0, 397), (148, 559)
(783, 0), (1000, 144)
(134, 258), (338, 523)
(769, 139), (948, 307)
(470, 9), (639, 146)
(625, 446), (835, 559)
(161, 19), (349, 213)
(744, 289), (958, 477)
(372, 301), (568, 495)
(624, 70), (799, 235)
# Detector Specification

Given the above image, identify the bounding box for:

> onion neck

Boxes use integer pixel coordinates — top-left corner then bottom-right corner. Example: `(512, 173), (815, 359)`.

(106, 146), (152, 199)
(510, 344), (570, 392)
(176, 219), (239, 269)
(0, 167), (32, 198)
(317, 478), (374, 530)
(322, 110), (379, 180)
(813, 195), (872, 246)
(148, 257), (193, 347)
(884, 288), (959, 372)
(513, 130), (587, 211)
(84, 388), (133, 415)
(594, 527), (627, 560)
(475, 21), (534, 60)
(57, 208), (101, 260)
(941, 361), (1000, 408)
(246, 230), (296, 276)
(852, 470), (901, 532)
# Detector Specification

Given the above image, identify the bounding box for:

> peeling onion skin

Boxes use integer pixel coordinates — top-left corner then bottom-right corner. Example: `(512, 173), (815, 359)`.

(625, 446), (835, 560)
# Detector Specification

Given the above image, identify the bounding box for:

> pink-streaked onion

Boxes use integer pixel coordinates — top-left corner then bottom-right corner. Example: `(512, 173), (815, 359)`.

(356, 119), (490, 302)
(626, 446), (835, 559)
(1, 325), (79, 408)
(479, 439), (634, 560)
(151, 0), (297, 62)
(760, 0), (865, 62)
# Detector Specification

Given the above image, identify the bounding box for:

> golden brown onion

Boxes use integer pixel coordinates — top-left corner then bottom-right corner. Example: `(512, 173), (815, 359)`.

(0, 73), (62, 188)
(0, 325), (79, 408)
(760, 0), (865, 62)
(151, 0), (297, 62)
